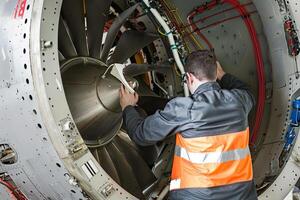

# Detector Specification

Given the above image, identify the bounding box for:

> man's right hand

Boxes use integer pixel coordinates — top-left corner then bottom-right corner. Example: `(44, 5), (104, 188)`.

(119, 84), (139, 111)
(216, 61), (226, 80)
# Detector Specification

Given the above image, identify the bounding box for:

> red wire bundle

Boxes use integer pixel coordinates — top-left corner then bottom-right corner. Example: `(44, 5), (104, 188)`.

(0, 178), (27, 200)
(187, 0), (265, 146)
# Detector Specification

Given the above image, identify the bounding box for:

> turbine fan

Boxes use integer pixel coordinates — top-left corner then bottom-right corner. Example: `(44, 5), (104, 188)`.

(57, 0), (169, 198)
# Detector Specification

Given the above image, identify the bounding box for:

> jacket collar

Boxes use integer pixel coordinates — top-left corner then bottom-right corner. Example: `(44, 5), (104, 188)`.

(192, 81), (220, 97)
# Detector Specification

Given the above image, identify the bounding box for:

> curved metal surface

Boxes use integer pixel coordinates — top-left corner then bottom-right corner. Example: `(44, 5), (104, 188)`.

(1, 0), (300, 200)
(61, 0), (88, 56)
(100, 4), (140, 62)
(107, 30), (159, 65)
(86, 0), (113, 58)
(61, 58), (122, 146)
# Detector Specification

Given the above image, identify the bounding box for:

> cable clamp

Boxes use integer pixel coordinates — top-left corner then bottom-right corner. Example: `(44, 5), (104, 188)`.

(170, 44), (178, 50)
(166, 31), (173, 36)
(241, 14), (251, 19)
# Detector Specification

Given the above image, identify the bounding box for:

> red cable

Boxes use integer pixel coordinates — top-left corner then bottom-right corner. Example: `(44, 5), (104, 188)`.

(187, 1), (218, 49)
(182, 2), (253, 29)
(188, 14), (214, 49)
(0, 178), (27, 200)
(187, 0), (265, 146)
(184, 10), (257, 37)
(199, 10), (257, 31)
(224, 0), (265, 146)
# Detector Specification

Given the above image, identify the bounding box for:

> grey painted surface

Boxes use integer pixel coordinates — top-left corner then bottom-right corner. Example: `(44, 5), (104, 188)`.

(0, 0), (299, 200)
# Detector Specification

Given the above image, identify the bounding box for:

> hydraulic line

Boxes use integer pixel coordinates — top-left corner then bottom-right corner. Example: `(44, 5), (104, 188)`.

(143, 0), (190, 96)
(187, 1), (220, 49)
(182, 2), (253, 29)
(188, 14), (214, 49)
(185, 10), (257, 35)
(187, 0), (265, 146)
(159, 0), (205, 50)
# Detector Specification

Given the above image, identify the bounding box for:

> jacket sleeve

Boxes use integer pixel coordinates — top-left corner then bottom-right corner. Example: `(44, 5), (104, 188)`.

(122, 98), (191, 146)
(219, 73), (255, 114)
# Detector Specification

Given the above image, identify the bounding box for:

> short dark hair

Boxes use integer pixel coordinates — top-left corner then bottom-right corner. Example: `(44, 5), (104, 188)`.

(184, 50), (217, 81)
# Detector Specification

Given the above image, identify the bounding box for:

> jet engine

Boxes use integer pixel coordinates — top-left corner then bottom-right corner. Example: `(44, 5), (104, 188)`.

(0, 0), (300, 199)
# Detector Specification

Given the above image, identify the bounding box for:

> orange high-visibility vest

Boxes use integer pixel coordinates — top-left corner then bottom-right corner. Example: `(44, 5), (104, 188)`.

(170, 128), (253, 190)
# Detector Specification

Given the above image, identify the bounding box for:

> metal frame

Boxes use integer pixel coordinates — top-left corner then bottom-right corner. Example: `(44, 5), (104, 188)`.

(0, 0), (300, 199)
(253, 0), (300, 199)
(0, 0), (86, 199)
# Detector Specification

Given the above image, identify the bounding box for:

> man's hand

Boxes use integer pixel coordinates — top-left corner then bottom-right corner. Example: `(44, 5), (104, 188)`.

(119, 84), (139, 111)
(216, 61), (226, 80)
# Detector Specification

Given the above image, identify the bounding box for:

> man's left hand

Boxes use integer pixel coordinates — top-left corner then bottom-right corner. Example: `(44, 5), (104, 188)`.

(119, 84), (139, 111)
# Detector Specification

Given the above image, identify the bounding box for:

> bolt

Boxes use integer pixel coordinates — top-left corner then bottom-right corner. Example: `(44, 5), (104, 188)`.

(6, 82), (11, 88)
(42, 40), (53, 49)
(68, 177), (78, 186)
(63, 121), (75, 132)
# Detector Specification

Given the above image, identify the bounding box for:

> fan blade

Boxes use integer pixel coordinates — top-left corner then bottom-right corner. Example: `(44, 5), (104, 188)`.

(58, 17), (78, 59)
(106, 140), (143, 198)
(113, 0), (129, 11)
(58, 50), (66, 62)
(123, 63), (171, 77)
(93, 147), (120, 184)
(100, 4), (139, 62)
(108, 30), (158, 65)
(61, 0), (88, 56)
(86, 0), (112, 58)
(114, 135), (157, 192)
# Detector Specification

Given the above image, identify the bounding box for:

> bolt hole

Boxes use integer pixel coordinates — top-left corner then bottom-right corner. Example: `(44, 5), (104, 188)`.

(37, 124), (42, 129)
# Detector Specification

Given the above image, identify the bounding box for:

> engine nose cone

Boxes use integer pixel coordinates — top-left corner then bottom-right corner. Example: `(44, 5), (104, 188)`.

(97, 75), (122, 113)
(61, 58), (122, 147)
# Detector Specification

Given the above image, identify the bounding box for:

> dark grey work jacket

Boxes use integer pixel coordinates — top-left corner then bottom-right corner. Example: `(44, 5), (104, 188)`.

(123, 74), (258, 200)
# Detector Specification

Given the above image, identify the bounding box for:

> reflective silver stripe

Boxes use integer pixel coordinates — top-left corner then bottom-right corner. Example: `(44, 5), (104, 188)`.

(175, 146), (250, 164)
(170, 179), (181, 190)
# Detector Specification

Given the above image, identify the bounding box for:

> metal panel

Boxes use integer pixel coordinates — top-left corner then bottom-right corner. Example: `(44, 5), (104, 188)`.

(0, 184), (12, 200)
(252, 0), (300, 199)
(0, 0), (86, 199)
(32, 0), (138, 199)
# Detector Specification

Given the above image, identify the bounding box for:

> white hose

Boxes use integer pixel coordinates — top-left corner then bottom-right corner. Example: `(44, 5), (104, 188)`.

(152, 71), (170, 98)
(143, 0), (189, 97)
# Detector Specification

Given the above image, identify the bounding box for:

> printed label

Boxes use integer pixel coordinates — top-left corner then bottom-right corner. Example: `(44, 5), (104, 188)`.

(13, 0), (27, 19)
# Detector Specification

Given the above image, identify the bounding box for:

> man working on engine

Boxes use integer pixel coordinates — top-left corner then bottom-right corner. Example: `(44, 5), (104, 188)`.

(119, 50), (257, 200)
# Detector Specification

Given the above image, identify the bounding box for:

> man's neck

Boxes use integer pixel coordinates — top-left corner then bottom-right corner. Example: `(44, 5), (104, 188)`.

(191, 80), (215, 94)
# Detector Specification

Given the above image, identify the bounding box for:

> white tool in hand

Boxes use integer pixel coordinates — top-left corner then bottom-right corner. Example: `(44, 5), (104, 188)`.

(104, 63), (135, 94)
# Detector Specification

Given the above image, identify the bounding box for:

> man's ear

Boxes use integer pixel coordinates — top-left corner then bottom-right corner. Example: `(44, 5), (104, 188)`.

(187, 72), (194, 84)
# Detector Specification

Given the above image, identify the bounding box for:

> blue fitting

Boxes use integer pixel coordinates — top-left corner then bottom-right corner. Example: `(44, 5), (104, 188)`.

(284, 127), (296, 150)
(283, 99), (300, 151)
(291, 99), (300, 126)
(292, 99), (300, 109)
